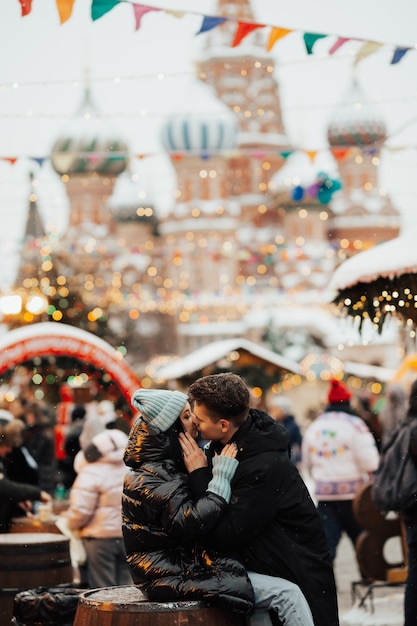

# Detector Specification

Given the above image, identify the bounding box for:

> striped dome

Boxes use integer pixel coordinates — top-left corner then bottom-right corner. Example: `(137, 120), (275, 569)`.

(327, 78), (386, 148)
(51, 88), (128, 176)
(160, 113), (238, 153)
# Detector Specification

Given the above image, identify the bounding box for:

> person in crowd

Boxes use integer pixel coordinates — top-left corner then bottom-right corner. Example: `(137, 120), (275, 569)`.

(0, 409), (39, 488)
(267, 395), (302, 465)
(301, 378), (380, 573)
(185, 372), (340, 626)
(62, 405), (87, 489)
(22, 401), (56, 494)
(0, 416), (51, 532)
(378, 383), (407, 445)
(123, 388), (315, 625)
(400, 379), (417, 626)
(59, 427), (132, 588)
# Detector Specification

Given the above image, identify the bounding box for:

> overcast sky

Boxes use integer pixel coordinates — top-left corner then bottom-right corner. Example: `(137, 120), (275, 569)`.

(1, 0), (417, 287)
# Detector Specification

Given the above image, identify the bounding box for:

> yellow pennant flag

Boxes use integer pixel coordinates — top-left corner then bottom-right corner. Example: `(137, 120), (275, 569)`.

(354, 41), (384, 65)
(164, 10), (185, 19)
(305, 150), (317, 163)
(55, 0), (76, 23)
(266, 27), (291, 52)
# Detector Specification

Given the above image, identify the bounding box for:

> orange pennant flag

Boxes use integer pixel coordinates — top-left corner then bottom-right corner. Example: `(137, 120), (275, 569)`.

(55, 0), (76, 24)
(18, 0), (32, 16)
(266, 27), (291, 52)
(231, 21), (265, 48)
(2, 157), (18, 165)
(305, 150), (317, 163)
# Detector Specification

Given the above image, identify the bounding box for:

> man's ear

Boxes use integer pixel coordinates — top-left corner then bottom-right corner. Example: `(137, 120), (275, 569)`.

(219, 419), (231, 434)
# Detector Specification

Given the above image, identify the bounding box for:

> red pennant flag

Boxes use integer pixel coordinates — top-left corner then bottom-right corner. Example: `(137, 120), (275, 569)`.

(331, 148), (351, 161)
(132, 4), (161, 31)
(2, 157), (18, 165)
(231, 21), (265, 48)
(18, 0), (32, 16)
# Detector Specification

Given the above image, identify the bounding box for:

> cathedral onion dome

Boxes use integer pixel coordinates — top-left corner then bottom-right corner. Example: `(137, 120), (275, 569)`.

(51, 87), (128, 176)
(327, 78), (386, 147)
(160, 81), (238, 153)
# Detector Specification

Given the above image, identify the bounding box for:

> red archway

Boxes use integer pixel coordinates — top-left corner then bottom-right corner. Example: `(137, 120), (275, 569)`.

(0, 323), (141, 406)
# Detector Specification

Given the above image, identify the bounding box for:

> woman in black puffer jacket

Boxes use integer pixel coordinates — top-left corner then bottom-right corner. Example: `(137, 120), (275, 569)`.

(122, 388), (254, 616)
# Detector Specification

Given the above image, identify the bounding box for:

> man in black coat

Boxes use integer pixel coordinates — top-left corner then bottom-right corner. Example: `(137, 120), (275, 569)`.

(185, 372), (340, 626)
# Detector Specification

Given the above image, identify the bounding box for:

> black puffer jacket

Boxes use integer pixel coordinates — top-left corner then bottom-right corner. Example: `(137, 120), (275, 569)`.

(122, 417), (254, 615)
(190, 409), (340, 626)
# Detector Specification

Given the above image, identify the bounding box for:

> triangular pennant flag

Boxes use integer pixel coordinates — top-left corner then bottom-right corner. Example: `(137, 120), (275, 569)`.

(331, 148), (351, 161)
(391, 47), (410, 65)
(303, 33), (327, 54)
(18, 0), (32, 16)
(164, 10), (185, 19)
(280, 150), (293, 159)
(266, 27), (291, 52)
(1, 157), (18, 165)
(29, 157), (47, 167)
(354, 41), (384, 65)
(134, 154), (147, 159)
(231, 21), (265, 48)
(329, 37), (350, 55)
(196, 15), (228, 35)
(133, 4), (161, 31)
(305, 150), (317, 163)
(91, 0), (121, 21)
(55, 0), (76, 24)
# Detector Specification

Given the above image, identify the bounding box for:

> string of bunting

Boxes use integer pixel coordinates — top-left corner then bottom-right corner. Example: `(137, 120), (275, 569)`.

(16, 0), (414, 65)
(0, 142), (415, 171)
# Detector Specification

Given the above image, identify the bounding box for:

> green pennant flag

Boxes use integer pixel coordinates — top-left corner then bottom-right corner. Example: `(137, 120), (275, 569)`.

(91, 0), (121, 21)
(303, 33), (327, 54)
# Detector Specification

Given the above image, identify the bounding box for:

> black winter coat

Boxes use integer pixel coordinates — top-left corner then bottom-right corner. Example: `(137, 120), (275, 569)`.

(122, 417), (254, 615)
(190, 409), (340, 626)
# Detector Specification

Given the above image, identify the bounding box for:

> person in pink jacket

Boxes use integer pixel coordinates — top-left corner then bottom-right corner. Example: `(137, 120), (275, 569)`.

(302, 378), (380, 572)
(60, 428), (132, 588)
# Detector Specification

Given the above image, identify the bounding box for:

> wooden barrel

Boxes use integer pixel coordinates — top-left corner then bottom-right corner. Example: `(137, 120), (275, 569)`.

(0, 532), (73, 624)
(10, 516), (61, 534)
(74, 586), (246, 626)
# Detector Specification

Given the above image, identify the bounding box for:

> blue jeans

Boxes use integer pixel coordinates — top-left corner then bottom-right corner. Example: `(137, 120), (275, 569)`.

(404, 516), (417, 626)
(248, 571), (314, 626)
(317, 500), (363, 562)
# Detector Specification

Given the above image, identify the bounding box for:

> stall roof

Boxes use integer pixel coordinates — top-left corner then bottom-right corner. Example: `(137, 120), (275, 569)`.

(153, 338), (301, 382)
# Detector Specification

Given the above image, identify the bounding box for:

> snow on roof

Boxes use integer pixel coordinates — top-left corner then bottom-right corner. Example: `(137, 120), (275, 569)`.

(153, 337), (301, 381)
(328, 232), (417, 293)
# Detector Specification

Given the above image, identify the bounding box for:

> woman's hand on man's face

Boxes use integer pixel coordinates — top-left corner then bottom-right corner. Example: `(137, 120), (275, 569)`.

(179, 432), (208, 472)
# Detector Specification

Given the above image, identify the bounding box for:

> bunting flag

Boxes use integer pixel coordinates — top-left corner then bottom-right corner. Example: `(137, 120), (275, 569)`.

(29, 157), (47, 167)
(231, 21), (265, 48)
(133, 4), (161, 31)
(196, 16), (228, 35)
(1, 157), (18, 165)
(18, 0), (32, 16)
(391, 47), (410, 65)
(303, 33), (327, 54)
(55, 0), (76, 24)
(91, 0), (121, 21)
(354, 41), (384, 65)
(305, 150), (318, 163)
(266, 27), (291, 52)
(331, 148), (351, 162)
(164, 10), (185, 19)
(328, 37), (350, 55)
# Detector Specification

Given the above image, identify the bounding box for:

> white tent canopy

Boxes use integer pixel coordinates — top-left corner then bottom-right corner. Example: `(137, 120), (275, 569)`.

(328, 232), (417, 293)
(153, 337), (301, 382)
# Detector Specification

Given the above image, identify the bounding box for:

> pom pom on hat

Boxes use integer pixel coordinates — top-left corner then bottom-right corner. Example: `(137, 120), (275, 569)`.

(328, 379), (351, 404)
(131, 388), (188, 433)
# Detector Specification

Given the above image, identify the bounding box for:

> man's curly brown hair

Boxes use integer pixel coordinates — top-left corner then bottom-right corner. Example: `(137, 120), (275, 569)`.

(188, 372), (250, 426)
